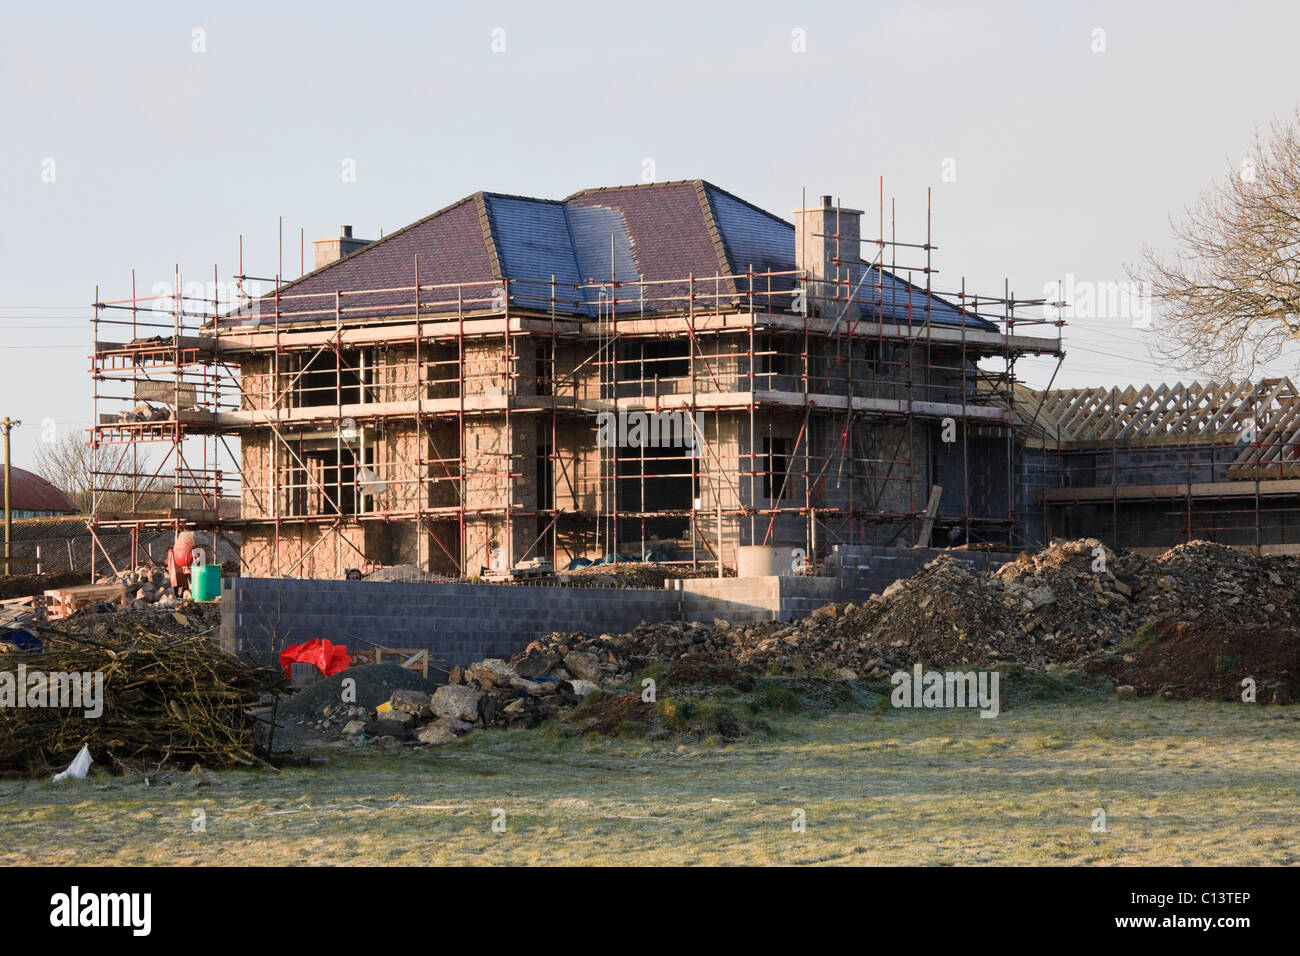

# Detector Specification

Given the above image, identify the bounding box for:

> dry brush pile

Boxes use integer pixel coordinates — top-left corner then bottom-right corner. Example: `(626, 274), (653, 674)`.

(0, 608), (279, 775)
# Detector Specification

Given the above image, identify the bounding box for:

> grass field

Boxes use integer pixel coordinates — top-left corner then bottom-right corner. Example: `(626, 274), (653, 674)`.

(2, 696), (1297, 866)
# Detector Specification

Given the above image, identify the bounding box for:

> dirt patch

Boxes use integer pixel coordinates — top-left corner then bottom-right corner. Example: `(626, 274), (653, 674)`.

(664, 652), (746, 687)
(568, 691), (653, 735)
(1085, 618), (1300, 702)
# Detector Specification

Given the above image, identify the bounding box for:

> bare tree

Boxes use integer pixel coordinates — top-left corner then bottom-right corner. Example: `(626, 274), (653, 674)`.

(1132, 110), (1300, 377)
(30, 434), (172, 514)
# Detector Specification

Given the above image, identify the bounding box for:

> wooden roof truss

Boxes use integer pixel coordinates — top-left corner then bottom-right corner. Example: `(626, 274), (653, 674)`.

(1017, 378), (1300, 478)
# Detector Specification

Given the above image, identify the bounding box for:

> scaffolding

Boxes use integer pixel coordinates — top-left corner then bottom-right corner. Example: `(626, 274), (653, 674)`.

(88, 194), (1066, 579)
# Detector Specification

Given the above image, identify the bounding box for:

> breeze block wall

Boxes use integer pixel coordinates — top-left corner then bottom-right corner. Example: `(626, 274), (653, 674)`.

(221, 544), (1026, 672)
(221, 577), (682, 669)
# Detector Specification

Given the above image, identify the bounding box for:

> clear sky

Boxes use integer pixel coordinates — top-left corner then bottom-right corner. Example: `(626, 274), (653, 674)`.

(3, 0), (1299, 468)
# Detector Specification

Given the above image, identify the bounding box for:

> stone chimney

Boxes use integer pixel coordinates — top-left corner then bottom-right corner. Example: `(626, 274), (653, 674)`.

(792, 195), (863, 317)
(312, 225), (372, 270)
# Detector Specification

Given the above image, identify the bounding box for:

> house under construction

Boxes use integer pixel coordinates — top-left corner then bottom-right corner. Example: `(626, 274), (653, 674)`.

(89, 180), (1072, 578)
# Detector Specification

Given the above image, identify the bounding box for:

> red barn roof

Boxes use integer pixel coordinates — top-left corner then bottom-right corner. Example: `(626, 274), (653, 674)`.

(1, 467), (78, 514)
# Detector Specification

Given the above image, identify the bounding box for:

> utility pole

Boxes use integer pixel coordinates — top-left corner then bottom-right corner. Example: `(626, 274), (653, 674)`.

(2, 418), (20, 576)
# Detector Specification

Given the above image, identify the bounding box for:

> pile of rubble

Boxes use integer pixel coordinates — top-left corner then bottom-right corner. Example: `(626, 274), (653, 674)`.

(333, 537), (1300, 749)
(355, 658), (601, 747)
(95, 566), (187, 607)
(1139, 540), (1297, 627)
(47, 602), (222, 642)
(473, 538), (1300, 683)
(276, 663), (435, 741)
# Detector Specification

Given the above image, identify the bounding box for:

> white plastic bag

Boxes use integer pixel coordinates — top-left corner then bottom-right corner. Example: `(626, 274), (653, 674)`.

(53, 745), (92, 782)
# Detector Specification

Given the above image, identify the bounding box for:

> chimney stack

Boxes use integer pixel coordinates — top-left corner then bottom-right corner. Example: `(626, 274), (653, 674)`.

(312, 225), (372, 270)
(792, 195), (863, 317)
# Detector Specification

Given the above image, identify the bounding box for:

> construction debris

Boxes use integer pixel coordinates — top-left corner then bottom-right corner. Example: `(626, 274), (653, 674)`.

(559, 562), (729, 589)
(281, 537), (1300, 754)
(94, 565), (186, 607)
(44, 583), (129, 619)
(337, 657), (591, 748)
(276, 663), (437, 738)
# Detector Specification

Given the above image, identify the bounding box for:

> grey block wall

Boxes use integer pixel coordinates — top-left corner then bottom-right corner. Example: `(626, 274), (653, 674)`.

(826, 544), (1018, 601)
(1016, 447), (1056, 548)
(221, 543), (1024, 671)
(222, 577), (681, 669)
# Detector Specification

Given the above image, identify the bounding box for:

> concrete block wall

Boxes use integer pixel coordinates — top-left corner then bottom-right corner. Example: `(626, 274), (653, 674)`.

(1056, 499), (1300, 551)
(826, 544), (1018, 602)
(1098, 445), (1233, 486)
(222, 577), (681, 668)
(775, 576), (843, 620)
(677, 576), (780, 623)
(222, 542), (1023, 671)
(1016, 447), (1058, 548)
(934, 433), (1012, 523)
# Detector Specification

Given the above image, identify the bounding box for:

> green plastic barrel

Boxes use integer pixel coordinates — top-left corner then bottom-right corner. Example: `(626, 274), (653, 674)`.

(192, 565), (221, 602)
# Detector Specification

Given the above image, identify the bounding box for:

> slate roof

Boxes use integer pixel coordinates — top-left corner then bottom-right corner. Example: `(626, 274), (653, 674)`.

(238, 180), (992, 331)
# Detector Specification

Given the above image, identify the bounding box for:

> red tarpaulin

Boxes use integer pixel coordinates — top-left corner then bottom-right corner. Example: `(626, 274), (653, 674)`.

(280, 639), (353, 679)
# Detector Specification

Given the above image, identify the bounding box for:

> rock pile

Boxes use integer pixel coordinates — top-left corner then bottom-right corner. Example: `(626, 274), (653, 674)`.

(276, 663), (437, 740)
(338, 537), (1300, 749)
(357, 658), (599, 747)
(95, 566), (185, 607)
(474, 538), (1300, 680)
(1140, 540), (1297, 627)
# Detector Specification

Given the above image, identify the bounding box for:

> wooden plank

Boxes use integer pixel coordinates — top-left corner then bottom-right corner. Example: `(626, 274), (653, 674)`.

(915, 485), (943, 547)
(401, 650), (429, 678)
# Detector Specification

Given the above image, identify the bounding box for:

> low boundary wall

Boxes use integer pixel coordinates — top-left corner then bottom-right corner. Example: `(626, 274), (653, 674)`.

(221, 545), (1024, 668)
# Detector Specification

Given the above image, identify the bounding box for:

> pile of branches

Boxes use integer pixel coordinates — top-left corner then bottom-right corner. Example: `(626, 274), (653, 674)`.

(0, 623), (281, 776)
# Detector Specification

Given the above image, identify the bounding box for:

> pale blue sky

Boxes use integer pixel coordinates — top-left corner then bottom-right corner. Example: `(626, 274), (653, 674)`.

(3, 0), (1299, 467)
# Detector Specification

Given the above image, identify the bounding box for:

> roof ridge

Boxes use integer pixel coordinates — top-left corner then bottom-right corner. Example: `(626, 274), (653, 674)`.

(699, 181), (794, 229)
(694, 181), (740, 291)
(562, 179), (703, 201)
(481, 190), (564, 206)
(475, 194), (504, 282)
